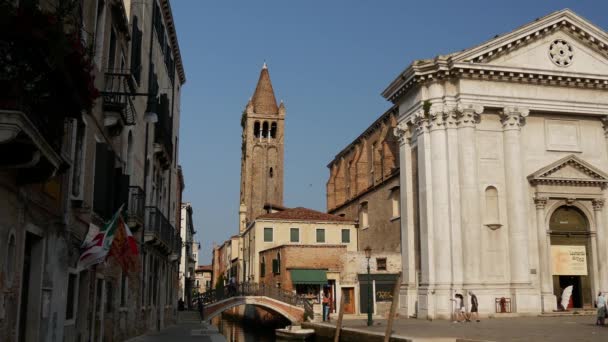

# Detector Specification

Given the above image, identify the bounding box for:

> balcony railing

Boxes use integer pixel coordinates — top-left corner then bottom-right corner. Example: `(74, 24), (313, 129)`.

(145, 206), (179, 254)
(126, 186), (145, 229)
(101, 70), (136, 126)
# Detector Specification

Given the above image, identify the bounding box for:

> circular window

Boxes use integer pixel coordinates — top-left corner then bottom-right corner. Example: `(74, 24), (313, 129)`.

(5, 232), (16, 287)
(549, 39), (573, 67)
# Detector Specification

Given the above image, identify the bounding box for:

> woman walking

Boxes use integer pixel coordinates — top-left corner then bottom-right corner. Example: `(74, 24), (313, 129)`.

(597, 292), (607, 326)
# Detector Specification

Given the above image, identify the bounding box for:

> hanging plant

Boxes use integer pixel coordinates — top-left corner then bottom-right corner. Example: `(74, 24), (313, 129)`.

(0, 1), (99, 119)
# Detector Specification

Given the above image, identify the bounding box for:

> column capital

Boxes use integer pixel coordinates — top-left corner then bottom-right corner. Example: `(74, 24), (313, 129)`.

(500, 106), (529, 130)
(457, 102), (483, 127)
(534, 196), (548, 209)
(412, 110), (429, 136)
(428, 104), (447, 131)
(592, 198), (605, 211)
(601, 116), (608, 138)
(393, 121), (413, 145)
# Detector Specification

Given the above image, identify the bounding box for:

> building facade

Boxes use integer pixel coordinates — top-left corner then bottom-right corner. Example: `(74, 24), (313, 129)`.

(383, 9), (608, 319)
(194, 265), (213, 294)
(179, 203), (197, 306)
(239, 64), (286, 231)
(0, 0), (186, 340)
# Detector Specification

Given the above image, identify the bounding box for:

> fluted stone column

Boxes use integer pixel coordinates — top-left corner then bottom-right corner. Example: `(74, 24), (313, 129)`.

(457, 103), (483, 285)
(534, 197), (555, 312)
(500, 107), (531, 287)
(394, 121), (417, 317)
(445, 109), (463, 288)
(413, 110), (435, 319)
(429, 105), (452, 317)
(593, 199), (608, 292)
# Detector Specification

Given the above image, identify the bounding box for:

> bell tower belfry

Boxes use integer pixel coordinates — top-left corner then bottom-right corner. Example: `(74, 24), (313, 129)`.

(239, 63), (285, 231)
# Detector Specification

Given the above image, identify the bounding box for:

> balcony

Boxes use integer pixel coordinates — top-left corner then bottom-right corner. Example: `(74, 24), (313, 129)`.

(101, 70), (136, 133)
(145, 206), (179, 255)
(126, 186), (145, 230)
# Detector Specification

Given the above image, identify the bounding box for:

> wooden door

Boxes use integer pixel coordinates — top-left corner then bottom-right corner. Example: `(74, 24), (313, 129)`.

(342, 288), (355, 314)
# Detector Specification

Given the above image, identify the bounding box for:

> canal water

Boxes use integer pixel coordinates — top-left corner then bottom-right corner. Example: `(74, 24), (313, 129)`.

(212, 313), (330, 342)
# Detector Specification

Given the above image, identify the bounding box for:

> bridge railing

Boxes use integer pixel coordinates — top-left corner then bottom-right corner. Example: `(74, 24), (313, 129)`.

(198, 282), (307, 308)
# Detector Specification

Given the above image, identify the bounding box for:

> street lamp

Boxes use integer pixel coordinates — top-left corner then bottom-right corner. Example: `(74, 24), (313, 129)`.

(364, 246), (372, 326)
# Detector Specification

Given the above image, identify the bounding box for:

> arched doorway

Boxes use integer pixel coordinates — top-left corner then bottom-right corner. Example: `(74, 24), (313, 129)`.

(549, 206), (592, 309)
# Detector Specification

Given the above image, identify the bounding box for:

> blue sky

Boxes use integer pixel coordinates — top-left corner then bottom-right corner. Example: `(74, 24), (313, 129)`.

(172, 1), (608, 264)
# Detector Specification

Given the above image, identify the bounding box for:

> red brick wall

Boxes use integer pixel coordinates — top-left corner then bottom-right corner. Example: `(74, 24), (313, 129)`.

(258, 245), (346, 291)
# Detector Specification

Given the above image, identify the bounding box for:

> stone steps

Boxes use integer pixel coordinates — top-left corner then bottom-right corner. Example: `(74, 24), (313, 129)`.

(539, 309), (595, 317)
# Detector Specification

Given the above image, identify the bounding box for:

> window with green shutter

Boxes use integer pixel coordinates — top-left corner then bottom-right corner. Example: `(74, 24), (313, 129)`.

(290, 228), (299, 242)
(316, 229), (325, 243)
(342, 229), (350, 243)
(264, 228), (273, 242)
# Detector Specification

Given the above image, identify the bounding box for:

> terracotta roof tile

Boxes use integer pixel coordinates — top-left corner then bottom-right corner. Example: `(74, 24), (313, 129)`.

(257, 207), (353, 223)
(196, 265), (212, 271)
(251, 64), (278, 114)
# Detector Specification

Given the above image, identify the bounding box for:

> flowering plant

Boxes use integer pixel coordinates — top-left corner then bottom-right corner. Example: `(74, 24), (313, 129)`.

(0, 1), (99, 119)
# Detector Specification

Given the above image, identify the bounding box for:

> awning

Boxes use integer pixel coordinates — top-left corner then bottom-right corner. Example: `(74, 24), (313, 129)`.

(290, 269), (327, 285)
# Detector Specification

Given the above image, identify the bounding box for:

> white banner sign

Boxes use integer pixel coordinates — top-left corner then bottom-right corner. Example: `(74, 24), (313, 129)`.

(551, 245), (587, 276)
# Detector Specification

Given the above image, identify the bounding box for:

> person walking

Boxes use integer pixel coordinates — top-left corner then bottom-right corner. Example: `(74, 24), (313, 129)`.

(322, 291), (330, 322)
(451, 293), (465, 323)
(469, 291), (480, 322)
(596, 292), (607, 326)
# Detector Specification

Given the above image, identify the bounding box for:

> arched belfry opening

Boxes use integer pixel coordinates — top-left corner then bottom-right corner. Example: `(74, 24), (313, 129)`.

(549, 205), (592, 309)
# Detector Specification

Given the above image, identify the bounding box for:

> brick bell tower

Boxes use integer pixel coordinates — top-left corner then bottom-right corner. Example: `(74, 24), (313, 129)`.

(239, 63), (285, 231)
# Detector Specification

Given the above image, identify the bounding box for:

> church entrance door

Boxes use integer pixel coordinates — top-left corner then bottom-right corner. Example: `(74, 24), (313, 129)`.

(549, 206), (593, 309)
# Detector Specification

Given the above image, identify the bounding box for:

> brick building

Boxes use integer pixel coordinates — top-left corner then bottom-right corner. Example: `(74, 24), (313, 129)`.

(326, 107), (403, 316)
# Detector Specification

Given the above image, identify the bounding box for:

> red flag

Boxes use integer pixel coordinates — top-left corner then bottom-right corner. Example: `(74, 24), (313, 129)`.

(109, 215), (139, 272)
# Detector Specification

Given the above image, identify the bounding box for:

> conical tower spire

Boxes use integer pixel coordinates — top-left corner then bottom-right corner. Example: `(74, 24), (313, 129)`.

(251, 63), (278, 114)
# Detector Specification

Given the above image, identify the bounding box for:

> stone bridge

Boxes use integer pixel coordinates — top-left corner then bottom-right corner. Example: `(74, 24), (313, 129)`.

(196, 283), (312, 324)
(202, 296), (305, 323)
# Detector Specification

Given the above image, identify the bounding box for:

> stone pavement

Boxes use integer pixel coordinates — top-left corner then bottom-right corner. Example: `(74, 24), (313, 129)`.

(125, 322), (225, 342)
(309, 315), (608, 341)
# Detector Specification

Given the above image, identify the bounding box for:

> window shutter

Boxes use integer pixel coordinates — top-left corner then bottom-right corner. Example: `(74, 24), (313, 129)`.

(272, 259), (279, 274)
(114, 169), (129, 213)
(93, 143), (109, 218)
(130, 16), (142, 83)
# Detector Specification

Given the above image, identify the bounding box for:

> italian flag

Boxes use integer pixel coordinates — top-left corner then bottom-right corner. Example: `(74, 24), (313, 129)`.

(77, 206), (124, 271)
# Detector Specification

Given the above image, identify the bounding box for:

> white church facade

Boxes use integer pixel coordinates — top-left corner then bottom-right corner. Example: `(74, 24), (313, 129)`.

(384, 9), (608, 319)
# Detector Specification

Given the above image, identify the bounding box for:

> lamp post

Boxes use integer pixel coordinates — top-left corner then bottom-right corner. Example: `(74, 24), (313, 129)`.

(364, 246), (372, 326)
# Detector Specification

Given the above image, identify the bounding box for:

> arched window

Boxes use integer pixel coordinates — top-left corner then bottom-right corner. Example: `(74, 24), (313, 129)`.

(485, 186), (500, 229)
(262, 121), (269, 138)
(270, 122), (277, 138)
(550, 206), (588, 232)
(254, 121), (260, 138)
(260, 256), (266, 277)
(269, 167), (273, 178)
(126, 131), (134, 175)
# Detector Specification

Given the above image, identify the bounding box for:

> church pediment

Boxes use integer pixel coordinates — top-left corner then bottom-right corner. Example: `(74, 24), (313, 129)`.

(382, 9), (608, 103)
(452, 10), (608, 76)
(528, 154), (608, 188)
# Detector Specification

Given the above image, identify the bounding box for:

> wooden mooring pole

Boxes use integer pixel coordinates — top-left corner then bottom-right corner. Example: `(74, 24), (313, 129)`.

(384, 272), (402, 342)
(333, 291), (346, 342)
